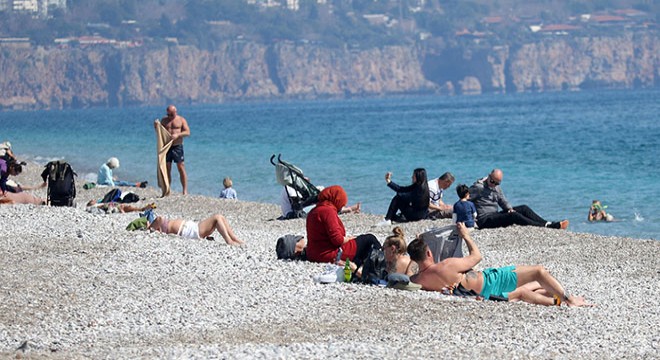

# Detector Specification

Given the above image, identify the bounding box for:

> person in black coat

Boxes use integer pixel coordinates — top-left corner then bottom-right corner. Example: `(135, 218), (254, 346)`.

(380, 168), (430, 224)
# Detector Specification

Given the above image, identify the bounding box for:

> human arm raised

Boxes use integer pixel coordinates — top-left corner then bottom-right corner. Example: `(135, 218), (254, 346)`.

(444, 222), (482, 274)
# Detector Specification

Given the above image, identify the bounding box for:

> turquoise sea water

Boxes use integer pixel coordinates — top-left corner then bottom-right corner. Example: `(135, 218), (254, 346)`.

(1, 89), (658, 240)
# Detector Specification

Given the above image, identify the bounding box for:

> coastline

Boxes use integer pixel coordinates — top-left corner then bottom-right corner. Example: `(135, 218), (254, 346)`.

(1, 162), (658, 358)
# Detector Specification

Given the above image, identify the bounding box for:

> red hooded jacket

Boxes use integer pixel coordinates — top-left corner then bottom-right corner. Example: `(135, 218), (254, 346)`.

(305, 185), (357, 263)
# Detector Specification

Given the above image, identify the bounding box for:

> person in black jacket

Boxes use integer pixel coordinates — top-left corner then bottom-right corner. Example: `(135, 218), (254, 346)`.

(379, 168), (430, 225)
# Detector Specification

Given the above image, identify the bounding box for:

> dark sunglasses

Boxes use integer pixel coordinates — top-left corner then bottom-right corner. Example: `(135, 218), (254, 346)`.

(488, 177), (501, 185)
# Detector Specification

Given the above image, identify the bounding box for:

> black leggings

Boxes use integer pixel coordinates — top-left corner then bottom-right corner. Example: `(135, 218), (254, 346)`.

(385, 195), (428, 222)
(477, 205), (558, 229)
(352, 234), (381, 268)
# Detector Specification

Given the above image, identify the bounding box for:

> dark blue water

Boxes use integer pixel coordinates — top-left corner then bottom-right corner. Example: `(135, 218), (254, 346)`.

(1, 89), (658, 240)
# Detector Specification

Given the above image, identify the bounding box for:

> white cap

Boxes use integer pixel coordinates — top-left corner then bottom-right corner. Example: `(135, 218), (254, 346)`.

(107, 157), (120, 169)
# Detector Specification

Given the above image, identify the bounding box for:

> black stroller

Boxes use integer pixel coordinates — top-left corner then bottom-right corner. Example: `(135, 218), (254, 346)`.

(270, 154), (320, 219)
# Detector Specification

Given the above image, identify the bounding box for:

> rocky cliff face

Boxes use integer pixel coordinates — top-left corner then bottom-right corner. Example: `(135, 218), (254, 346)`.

(0, 32), (657, 110)
(423, 32), (659, 95)
(0, 43), (434, 110)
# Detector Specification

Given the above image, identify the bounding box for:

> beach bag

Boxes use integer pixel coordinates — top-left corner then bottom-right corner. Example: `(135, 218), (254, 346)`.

(360, 245), (388, 285)
(41, 161), (77, 207)
(120, 192), (140, 203)
(276, 234), (306, 260)
(419, 225), (464, 263)
(101, 188), (122, 203)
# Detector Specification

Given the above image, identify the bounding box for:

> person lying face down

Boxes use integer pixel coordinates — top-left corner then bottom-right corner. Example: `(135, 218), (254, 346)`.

(148, 213), (244, 246)
(408, 223), (593, 307)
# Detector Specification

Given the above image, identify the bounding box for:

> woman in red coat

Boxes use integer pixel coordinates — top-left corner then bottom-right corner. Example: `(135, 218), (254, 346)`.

(306, 185), (380, 269)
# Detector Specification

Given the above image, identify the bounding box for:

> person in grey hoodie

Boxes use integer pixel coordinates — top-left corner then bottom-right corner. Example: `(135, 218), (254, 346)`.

(468, 169), (569, 230)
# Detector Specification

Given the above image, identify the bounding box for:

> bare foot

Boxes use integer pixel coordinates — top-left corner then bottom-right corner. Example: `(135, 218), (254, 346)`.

(566, 295), (595, 307)
(230, 238), (245, 245)
(352, 202), (361, 214)
(560, 220), (569, 229)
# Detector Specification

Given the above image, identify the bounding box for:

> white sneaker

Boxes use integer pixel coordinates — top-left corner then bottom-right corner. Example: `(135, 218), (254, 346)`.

(376, 219), (391, 227)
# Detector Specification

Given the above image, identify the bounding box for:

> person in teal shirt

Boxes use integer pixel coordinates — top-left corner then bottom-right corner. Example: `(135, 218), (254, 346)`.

(97, 157), (147, 188)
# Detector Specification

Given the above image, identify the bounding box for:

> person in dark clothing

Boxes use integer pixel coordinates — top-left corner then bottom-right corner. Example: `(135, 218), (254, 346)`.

(379, 168), (430, 225)
(468, 169), (569, 230)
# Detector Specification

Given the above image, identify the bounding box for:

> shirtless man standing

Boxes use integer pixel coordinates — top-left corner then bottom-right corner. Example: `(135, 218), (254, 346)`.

(409, 223), (592, 307)
(155, 105), (191, 194)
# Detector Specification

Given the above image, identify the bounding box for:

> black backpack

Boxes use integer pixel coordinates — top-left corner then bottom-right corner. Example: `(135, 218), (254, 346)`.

(360, 245), (388, 285)
(41, 161), (77, 207)
(101, 188), (122, 203)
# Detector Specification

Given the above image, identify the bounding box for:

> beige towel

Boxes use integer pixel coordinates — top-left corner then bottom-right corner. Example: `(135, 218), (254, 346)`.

(155, 121), (173, 197)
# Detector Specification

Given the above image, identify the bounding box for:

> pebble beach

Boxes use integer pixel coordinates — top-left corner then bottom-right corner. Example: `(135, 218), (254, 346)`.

(1, 162), (658, 359)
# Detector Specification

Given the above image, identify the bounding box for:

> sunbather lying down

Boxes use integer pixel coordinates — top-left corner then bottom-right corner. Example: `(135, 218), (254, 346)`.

(148, 214), (244, 246)
(409, 223), (594, 307)
(0, 191), (45, 205)
(86, 200), (155, 214)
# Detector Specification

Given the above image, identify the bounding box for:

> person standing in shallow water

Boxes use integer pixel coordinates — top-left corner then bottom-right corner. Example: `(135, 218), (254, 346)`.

(155, 105), (190, 195)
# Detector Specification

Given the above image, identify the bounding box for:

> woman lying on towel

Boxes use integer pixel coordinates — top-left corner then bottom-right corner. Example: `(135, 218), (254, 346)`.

(148, 213), (244, 246)
(306, 185), (381, 275)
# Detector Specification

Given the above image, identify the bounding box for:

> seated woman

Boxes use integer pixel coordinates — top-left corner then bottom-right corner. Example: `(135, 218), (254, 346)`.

(380, 168), (430, 225)
(0, 158), (45, 205)
(148, 213), (244, 246)
(306, 185), (381, 273)
(98, 157), (147, 188)
(383, 226), (417, 276)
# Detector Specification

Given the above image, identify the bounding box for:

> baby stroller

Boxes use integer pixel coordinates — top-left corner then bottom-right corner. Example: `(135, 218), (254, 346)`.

(270, 154), (320, 219)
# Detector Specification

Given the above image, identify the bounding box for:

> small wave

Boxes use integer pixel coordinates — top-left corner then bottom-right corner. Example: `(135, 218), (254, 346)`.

(633, 212), (645, 222)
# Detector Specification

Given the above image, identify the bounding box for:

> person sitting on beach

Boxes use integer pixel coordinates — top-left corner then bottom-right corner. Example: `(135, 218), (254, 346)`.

(409, 222), (592, 307)
(383, 226), (417, 276)
(427, 172), (455, 220)
(0, 158), (45, 205)
(588, 200), (614, 222)
(86, 199), (156, 214)
(148, 213), (244, 246)
(378, 168), (430, 225)
(453, 184), (477, 229)
(97, 157), (148, 188)
(306, 185), (381, 275)
(219, 177), (237, 199)
(468, 169), (569, 230)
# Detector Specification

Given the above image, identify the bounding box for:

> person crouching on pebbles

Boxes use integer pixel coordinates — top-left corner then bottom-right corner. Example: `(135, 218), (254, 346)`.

(148, 214), (244, 246)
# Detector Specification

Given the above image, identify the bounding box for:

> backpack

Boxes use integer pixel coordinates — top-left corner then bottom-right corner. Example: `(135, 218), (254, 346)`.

(120, 192), (140, 203)
(360, 245), (388, 285)
(41, 161), (76, 207)
(419, 225), (464, 263)
(101, 188), (122, 203)
(275, 234), (306, 260)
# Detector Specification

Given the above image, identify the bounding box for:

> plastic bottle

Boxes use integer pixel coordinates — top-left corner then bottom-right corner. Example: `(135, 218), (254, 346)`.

(344, 258), (352, 283)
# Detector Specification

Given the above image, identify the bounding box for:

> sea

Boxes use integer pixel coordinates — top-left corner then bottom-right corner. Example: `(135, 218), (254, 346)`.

(1, 89), (658, 240)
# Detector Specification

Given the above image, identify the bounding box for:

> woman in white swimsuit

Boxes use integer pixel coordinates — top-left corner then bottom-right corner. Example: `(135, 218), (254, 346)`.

(148, 214), (244, 246)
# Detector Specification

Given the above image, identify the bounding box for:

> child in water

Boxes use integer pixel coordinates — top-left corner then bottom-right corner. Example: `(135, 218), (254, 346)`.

(219, 177), (237, 199)
(588, 200), (614, 222)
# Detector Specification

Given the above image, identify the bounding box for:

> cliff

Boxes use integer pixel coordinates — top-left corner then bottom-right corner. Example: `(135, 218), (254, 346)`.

(423, 32), (659, 95)
(0, 32), (657, 110)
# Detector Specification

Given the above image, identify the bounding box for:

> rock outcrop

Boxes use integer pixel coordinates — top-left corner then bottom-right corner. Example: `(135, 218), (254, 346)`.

(423, 32), (658, 95)
(0, 32), (657, 110)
